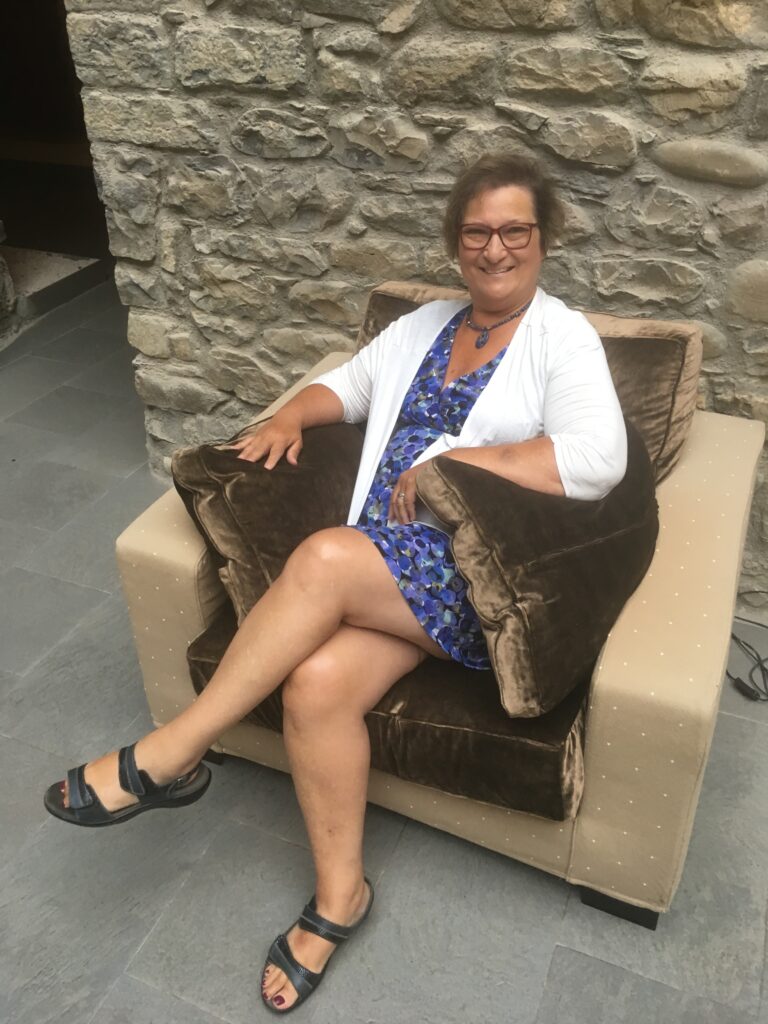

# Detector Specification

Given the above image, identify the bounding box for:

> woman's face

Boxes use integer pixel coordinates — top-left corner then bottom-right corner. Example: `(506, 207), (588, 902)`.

(457, 185), (544, 315)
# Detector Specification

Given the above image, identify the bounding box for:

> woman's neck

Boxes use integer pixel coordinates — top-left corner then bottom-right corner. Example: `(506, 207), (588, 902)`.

(467, 287), (537, 327)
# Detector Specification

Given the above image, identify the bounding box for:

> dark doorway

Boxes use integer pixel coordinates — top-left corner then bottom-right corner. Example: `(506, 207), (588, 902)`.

(0, 0), (110, 259)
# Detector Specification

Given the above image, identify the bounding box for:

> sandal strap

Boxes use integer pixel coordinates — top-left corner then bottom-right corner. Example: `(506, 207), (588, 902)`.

(118, 743), (165, 799)
(298, 902), (354, 944)
(67, 764), (95, 810)
(266, 934), (323, 1001)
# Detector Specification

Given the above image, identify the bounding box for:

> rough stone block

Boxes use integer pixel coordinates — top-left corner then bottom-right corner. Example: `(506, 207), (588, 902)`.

(383, 35), (499, 106)
(329, 110), (429, 169)
(378, 0), (422, 34)
(67, 15), (169, 89)
(727, 261), (768, 323)
(165, 156), (253, 223)
(748, 73), (768, 139)
(434, 0), (578, 31)
(314, 24), (382, 54)
(539, 111), (637, 170)
(651, 139), (768, 186)
(231, 107), (329, 159)
(91, 145), (160, 262)
(438, 124), (536, 176)
(135, 362), (226, 413)
(557, 202), (595, 245)
(0, 254), (15, 314)
(174, 23), (306, 92)
(189, 259), (278, 319)
(593, 0), (633, 28)
(260, 326), (355, 369)
(65, 0), (162, 12)
(114, 262), (164, 308)
(247, 166), (354, 229)
(494, 100), (550, 132)
(190, 311), (256, 348)
(81, 92), (218, 151)
(316, 50), (382, 101)
(296, 0), (394, 21)
(634, 0), (768, 49)
(638, 56), (746, 122)
(506, 44), (630, 99)
(358, 193), (444, 236)
(201, 345), (289, 405)
(712, 194), (768, 247)
(604, 183), (704, 249)
(595, 257), (705, 305)
(693, 320), (729, 360)
(289, 279), (365, 325)
(330, 237), (422, 279)
(127, 309), (180, 358)
(191, 227), (328, 276)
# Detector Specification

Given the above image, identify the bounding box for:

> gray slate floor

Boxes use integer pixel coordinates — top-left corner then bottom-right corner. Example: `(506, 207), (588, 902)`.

(1, 281), (767, 1024)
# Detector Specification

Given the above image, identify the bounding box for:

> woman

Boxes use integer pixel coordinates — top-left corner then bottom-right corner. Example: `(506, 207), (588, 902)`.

(44, 153), (626, 1013)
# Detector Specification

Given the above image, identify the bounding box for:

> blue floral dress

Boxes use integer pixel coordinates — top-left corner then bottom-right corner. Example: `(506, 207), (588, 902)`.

(352, 308), (508, 670)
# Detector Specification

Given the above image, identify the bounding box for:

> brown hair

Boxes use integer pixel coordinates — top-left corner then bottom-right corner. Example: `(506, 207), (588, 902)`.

(443, 153), (565, 257)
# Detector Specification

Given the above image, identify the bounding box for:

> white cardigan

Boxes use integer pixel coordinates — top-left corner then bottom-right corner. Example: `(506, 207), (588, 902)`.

(314, 287), (627, 525)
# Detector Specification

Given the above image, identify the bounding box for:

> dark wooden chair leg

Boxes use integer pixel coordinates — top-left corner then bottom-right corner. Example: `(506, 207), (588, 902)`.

(577, 886), (659, 930)
(202, 748), (226, 766)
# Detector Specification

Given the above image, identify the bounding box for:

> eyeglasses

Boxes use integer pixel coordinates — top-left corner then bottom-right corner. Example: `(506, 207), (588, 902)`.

(459, 222), (538, 251)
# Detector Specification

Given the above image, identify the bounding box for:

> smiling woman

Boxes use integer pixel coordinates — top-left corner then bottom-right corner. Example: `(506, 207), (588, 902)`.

(44, 153), (627, 1017)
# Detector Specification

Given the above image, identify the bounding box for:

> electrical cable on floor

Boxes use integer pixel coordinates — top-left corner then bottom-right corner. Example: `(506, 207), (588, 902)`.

(728, 617), (768, 702)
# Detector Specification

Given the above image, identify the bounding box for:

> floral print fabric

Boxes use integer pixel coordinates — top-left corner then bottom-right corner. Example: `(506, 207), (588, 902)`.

(352, 308), (508, 669)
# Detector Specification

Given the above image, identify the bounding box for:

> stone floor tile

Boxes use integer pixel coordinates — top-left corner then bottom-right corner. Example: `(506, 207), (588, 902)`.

(81, 302), (129, 338)
(32, 325), (128, 367)
(303, 820), (566, 1024)
(719, 617), (768, 727)
(67, 346), (139, 400)
(0, 781), (244, 1024)
(45, 405), (148, 478)
(0, 735), (64, 865)
(0, 458), (112, 530)
(534, 946), (755, 1024)
(8, 385), (131, 436)
(0, 355), (81, 418)
(0, 594), (152, 759)
(0, 517), (51, 573)
(0, 567), (107, 675)
(128, 821), (320, 1024)
(19, 464), (167, 591)
(91, 975), (227, 1024)
(0, 419), (64, 468)
(559, 713), (768, 1016)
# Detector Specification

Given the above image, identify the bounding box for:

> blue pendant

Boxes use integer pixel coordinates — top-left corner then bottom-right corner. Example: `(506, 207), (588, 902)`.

(475, 329), (490, 350)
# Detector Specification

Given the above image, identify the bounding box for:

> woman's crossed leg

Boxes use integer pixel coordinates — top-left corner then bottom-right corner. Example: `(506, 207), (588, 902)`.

(60, 523), (448, 820)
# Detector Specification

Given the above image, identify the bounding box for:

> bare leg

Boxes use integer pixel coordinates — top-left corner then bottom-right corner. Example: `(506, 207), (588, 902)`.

(263, 623), (435, 1009)
(64, 527), (448, 809)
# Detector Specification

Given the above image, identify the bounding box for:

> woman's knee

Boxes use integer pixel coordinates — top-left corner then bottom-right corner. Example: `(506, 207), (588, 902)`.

(282, 649), (354, 723)
(281, 527), (357, 587)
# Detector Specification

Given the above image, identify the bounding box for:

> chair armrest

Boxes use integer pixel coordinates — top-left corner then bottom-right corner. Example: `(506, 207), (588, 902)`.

(566, 409), (765, 911)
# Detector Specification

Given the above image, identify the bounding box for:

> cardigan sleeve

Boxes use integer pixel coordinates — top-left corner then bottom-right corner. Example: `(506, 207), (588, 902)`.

(544, 318), (627, 501)
(312, 339), (378, 424)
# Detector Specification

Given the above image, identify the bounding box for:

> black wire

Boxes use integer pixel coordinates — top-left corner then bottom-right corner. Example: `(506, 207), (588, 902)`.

(727, 623), (768, 701)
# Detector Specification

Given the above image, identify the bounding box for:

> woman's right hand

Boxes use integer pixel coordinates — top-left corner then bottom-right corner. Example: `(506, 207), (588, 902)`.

(222, 412), (303, 469)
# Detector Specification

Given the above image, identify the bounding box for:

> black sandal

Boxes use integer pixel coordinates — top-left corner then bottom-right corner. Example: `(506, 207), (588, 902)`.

(43, 742), (212, 827)
(261, 877), (375, 1014)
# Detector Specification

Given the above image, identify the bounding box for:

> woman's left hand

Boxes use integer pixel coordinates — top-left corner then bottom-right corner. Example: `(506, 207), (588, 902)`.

(388, 463), (428, 525)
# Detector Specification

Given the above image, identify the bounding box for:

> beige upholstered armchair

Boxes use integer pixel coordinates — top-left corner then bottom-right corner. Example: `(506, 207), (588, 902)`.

(116, 282), (765, 930)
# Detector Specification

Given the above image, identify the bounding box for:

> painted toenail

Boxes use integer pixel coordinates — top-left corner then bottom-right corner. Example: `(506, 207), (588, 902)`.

(273, 996), (285, 1006)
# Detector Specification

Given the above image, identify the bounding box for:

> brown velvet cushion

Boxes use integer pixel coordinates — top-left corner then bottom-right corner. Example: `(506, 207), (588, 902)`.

(416, 418), (659, 718)
(171, 423), (363, 623)
(360, 281), (702, 483)
(187, 602), (589, 821)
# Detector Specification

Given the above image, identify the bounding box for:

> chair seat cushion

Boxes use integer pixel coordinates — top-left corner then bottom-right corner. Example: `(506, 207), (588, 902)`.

(187, 603), (589, 821)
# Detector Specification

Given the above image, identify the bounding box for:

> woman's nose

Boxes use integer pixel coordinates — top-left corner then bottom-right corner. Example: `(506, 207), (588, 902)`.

(483, 233), (508, 260)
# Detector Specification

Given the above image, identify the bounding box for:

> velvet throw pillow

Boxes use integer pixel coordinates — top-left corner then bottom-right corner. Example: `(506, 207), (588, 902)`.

(415, 418), (659, 718)
(171, 422), (363, 623)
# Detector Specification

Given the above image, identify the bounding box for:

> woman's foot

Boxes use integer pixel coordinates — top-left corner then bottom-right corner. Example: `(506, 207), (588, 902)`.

(261, 878), (372, 1011)
(60, 730), (201, 812)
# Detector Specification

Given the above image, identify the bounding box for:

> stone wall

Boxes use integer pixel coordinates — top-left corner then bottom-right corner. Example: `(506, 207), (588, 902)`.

(64, 0), (768, 616)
